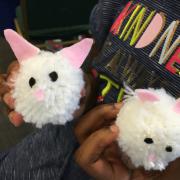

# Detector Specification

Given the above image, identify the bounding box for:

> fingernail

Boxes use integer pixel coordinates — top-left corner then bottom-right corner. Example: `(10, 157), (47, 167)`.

(113, 103), (122, 109)
(9, 113), (23, 127)
(110, 125), (119, 133)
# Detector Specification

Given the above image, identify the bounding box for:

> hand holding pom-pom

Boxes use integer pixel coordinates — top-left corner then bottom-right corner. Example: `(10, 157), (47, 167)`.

(3, 29), (93, 128)
(116, 88), (180, 171)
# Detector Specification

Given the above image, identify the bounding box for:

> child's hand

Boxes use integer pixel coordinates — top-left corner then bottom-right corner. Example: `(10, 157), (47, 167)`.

(75, 125), (130, 180)
(74, 103), (122, 144)
(74, 104), (180, 180)
(1, 61), (24, 127)
(74, 103), (130, 180)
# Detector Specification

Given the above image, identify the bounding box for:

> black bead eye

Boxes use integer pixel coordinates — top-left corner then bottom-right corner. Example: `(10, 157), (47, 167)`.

(144, 138), (154, 144)
(165, 146), (173, 152)
(49, 71), (58, 82)
(29, 77), (36, 88)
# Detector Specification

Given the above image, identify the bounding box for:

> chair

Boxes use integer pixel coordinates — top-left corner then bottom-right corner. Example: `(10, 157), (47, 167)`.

(15, 0), (97, 41)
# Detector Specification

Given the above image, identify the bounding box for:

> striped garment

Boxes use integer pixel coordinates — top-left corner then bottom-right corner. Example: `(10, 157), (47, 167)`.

(0, 123), (90, 180)
(90, 0), (180, 103)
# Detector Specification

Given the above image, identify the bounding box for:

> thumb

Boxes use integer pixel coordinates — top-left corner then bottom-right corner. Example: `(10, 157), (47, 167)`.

(75, 125), (119, 179)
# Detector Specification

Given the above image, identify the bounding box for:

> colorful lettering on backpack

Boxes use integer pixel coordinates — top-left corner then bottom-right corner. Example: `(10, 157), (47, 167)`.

(110, 1), (180, 76)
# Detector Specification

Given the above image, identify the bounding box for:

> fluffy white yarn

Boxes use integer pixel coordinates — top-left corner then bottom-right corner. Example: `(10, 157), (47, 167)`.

(13, 51), (84, 128)
(116, 88), (180, 171)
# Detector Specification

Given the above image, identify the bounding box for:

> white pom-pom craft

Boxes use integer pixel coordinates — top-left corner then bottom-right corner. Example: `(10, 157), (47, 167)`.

(116, 88), (180, 171)
(4, 29), (93, 128)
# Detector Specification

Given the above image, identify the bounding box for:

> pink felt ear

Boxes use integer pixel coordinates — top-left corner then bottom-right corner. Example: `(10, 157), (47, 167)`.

(60, 38), (93, 68)
(4, 29), (40, 62)
(135, 89), (160, 102)
(173, 98), (180, 114)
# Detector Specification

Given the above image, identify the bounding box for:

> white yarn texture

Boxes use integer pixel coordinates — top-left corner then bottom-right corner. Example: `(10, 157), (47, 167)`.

(116, 88), (180, 171)
(13, 51), (84, 128)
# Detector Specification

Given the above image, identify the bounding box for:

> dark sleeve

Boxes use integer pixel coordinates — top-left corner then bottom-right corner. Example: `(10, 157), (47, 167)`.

(89, 0), (129, 48)
(62, 157), (92, 180)
(0, 123), (83, 180)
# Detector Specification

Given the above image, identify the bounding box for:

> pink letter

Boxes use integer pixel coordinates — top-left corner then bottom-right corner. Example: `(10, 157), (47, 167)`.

(135, 13), (165, 48)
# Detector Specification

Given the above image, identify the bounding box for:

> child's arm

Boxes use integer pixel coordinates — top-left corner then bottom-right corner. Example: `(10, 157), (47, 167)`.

(0, 103), (122, 180)
(0, 118), (95, 180)
(0, 123), (79, 179)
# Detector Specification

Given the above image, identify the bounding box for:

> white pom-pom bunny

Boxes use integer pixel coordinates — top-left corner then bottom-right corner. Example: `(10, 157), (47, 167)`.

(4, 29), (93, 128)
(116, 88), (180, 171)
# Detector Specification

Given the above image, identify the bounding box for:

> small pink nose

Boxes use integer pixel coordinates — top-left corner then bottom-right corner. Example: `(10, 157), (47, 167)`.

(148, 153), (156, 162)
(34, 89), (45, 102)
